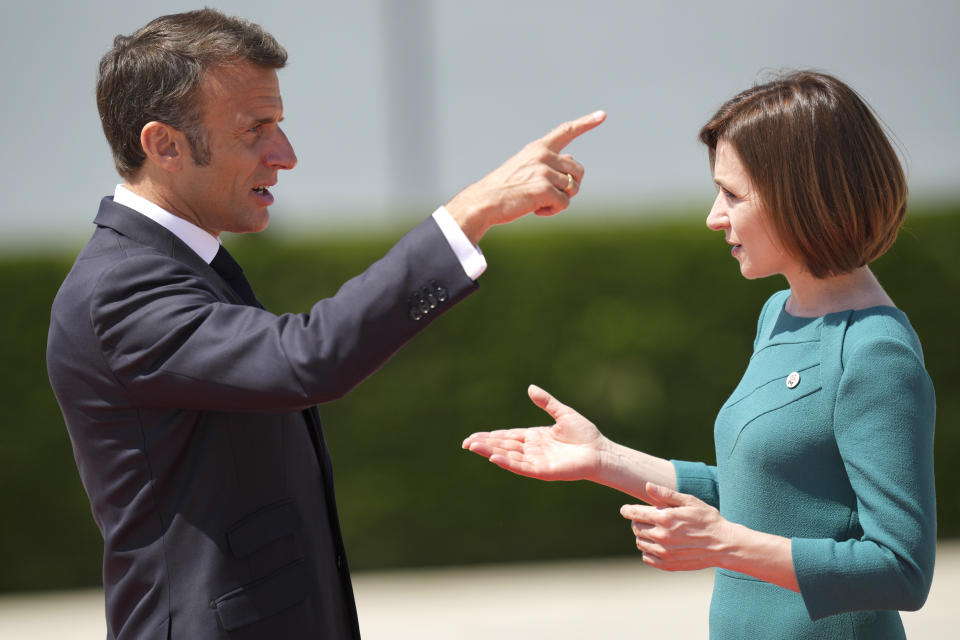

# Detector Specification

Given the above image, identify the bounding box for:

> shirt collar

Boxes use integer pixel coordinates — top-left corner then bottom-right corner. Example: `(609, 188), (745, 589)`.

(113, 184), (221, 264)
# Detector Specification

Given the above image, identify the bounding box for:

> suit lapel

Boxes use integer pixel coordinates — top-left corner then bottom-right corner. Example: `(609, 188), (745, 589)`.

(93, 197), (247, 306)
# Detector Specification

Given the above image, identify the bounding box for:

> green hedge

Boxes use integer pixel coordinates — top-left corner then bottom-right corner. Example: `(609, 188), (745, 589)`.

(2, 206), (957, 592)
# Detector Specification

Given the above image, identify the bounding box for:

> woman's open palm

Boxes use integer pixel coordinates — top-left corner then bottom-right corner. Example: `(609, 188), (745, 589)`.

(462, 385), (605, 481)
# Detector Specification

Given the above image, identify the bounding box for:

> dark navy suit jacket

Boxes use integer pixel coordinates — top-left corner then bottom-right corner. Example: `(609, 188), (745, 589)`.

(46, 197), (477, 639)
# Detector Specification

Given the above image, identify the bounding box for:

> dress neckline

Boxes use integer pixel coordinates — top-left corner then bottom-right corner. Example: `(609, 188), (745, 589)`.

(780, 293), (900, 321)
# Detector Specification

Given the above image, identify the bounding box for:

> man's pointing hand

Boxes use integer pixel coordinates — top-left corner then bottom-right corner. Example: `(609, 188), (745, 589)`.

(445, 110), (607, 244)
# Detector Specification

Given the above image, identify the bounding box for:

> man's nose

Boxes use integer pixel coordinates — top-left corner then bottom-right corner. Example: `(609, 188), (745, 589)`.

(266, 128), (297, 170)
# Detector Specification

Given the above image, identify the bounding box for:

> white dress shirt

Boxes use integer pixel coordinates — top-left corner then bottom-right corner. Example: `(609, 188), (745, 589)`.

(113, 184), (487, 280)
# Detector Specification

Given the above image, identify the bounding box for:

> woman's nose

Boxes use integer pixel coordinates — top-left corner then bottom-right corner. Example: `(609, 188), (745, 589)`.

(706, 191), (727, 231)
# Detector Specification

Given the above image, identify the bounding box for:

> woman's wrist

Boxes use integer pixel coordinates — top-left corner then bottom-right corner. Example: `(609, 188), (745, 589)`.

(593, 439), (676, 500)
(591, 436), (617, 484)
(718, 523), (799, 593)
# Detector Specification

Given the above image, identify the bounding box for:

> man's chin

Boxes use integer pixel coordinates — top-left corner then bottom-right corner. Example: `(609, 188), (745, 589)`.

(235, 211), (270, 235)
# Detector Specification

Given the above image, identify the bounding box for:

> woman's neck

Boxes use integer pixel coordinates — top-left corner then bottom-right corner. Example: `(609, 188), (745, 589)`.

(783, 266), (894, 318)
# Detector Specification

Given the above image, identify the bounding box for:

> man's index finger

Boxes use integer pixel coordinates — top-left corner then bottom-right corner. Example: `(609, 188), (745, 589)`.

(541, 110), (607, 152)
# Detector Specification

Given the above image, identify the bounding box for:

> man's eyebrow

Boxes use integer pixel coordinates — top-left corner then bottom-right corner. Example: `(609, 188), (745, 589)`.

(243, 114), (284, 127)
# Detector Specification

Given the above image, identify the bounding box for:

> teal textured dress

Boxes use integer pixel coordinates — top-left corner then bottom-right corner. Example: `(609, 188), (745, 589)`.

(673, 290), (936, 639)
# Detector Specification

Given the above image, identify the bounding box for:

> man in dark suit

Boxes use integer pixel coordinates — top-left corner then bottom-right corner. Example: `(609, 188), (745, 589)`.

(46, 8), (603, 640)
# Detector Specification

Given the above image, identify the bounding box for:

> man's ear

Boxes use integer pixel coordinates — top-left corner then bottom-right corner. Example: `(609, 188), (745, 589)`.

(140, 121), (184, 172)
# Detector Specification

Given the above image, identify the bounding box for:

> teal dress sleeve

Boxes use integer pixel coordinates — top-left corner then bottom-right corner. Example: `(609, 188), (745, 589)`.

(672, 460), (719, 508)
(792, 324), (936, 620)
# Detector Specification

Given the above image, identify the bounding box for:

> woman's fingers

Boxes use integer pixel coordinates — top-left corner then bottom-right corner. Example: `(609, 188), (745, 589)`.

(527, 384), (575, 421)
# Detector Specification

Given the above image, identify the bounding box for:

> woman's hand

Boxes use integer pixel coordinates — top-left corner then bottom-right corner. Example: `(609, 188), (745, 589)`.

(620, 482), (737, 571)
(461, 384), (607, 482)
(620, 482), (799, 591)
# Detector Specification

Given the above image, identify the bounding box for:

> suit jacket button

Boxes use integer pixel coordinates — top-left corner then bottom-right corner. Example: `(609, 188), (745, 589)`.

(409, 307), (423, 321)
(786, 371), (800, 388)
(421, 286), (438, 309)
(430, 280), (448, 302)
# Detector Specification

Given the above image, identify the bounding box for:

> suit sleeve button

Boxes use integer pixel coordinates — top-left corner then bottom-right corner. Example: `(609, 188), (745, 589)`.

(430, 280), (448, 302)
(421, 286), (438, 309)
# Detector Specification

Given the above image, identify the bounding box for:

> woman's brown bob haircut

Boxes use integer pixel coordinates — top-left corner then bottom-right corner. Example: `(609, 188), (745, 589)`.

(97, 8), (287, 179)
(699, 70), (907, 278)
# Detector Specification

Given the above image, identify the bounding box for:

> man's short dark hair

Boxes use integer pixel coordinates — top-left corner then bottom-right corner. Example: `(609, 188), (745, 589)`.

(97, 8), (287, 178)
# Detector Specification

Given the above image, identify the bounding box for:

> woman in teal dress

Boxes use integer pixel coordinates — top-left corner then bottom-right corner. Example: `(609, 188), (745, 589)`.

(462, 70), (936, 639)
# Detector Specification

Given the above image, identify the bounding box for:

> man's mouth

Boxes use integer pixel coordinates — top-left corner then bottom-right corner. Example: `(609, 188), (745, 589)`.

(251, 185), (275, 205)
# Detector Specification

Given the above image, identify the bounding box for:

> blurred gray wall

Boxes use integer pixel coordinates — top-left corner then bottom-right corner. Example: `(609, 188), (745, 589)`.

(2, 0), (958, 247)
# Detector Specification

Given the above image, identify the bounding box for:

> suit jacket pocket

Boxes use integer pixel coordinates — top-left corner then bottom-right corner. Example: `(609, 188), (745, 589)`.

(212, 559), (308, 631)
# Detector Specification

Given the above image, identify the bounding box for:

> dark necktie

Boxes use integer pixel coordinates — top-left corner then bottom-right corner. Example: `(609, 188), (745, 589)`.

(210, 245), (263, 308)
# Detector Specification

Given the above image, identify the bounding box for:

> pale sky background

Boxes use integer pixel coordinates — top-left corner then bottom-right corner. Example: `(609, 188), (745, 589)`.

(2, 0), (958, 249)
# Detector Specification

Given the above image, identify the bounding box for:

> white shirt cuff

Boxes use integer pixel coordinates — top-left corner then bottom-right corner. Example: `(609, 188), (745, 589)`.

(431, 206), (487, 280)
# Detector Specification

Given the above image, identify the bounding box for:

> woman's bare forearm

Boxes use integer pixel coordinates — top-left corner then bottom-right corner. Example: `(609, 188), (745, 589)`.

(591, 439), (677, 502)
